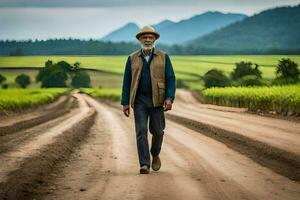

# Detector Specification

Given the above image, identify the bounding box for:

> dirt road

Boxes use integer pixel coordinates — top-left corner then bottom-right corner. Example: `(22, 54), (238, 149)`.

(0, 90), (299, 200)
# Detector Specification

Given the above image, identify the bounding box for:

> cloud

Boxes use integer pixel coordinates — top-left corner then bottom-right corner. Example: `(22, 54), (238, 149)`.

(0, 0), (192, 7)
(1, 0), (299, 8)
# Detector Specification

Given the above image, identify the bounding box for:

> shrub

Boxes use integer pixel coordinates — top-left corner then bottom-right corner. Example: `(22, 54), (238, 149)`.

(71, 70), (91, 88)
(203, 69), (231, 88)
(41, 68), (68, 88)
(0, 74), (6, 85)
(2, 84), (8, 89)
(15, 73), (31, 88)
(274, 58), (299, 84)
(231, 61), (262, 81)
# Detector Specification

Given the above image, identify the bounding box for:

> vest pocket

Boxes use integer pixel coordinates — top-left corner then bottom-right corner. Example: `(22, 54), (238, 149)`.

(157, 82), (166, 103)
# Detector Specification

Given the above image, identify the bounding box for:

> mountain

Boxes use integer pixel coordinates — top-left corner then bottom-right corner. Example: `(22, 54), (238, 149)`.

(157, 11), (247, 45)
(153, 20), (175, 30)
(101, 22), (139, 43)
(100, 11), (247, 44)
(187, 5), (300, 52)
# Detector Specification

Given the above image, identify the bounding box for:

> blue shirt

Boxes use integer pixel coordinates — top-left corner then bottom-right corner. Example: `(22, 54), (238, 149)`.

(121, 48), (176, 107)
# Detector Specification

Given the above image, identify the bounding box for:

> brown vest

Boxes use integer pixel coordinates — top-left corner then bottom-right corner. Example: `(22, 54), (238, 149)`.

(129, 48), (166, 108)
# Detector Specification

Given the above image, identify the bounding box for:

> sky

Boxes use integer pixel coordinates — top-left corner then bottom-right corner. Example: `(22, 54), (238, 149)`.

(0, 0), (300, 40)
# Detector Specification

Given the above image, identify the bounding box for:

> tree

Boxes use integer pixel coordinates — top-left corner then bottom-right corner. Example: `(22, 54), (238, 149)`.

(0, 73), (6, 85)
(45, 60), (53, 67)
(36, 60), (53, 82)
(73, 62), (81, 72)
(231, 62), (262, 81)
(10, 48), (24, 56)
(41, 66), (68, 88)
(36, 60), (89, 88)
(37, 61), (69, 87)
(203, 69), (231, 88)
(71, 70), (91, 88)
(274, 58), (299, 84)
(57, 61), (74, 73)
(15, 73), (31, 88)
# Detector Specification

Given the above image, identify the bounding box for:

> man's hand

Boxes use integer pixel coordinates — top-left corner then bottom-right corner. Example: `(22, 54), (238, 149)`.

(163, 99), (172, 112)
(123, 105), (130, 117)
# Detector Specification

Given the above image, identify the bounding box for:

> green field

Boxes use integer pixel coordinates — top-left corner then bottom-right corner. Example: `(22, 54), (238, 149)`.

(202, 85), (300, 115)
(1, 55), (300, 115)
(0, 88), (68, 113)
(1, 55), (299, 89)
(80, 88), (121, 102)
(0, 69), (123, 89)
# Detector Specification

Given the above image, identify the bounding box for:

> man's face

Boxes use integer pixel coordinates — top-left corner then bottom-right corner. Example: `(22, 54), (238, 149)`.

(139, 34), (156, 50)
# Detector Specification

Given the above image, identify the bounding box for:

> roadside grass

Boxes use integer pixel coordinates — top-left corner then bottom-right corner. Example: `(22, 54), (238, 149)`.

(0, 88), (69, 113)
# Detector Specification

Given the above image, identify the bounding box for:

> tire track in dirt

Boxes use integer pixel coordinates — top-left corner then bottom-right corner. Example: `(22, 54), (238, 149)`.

(163, 121), (300, 200)
(0, 96), (79, 154)
(0, 93), (96, 200)
(0, 94), (78, 136)
(172, 104), (300, 153)
(167, 89), (300, 182)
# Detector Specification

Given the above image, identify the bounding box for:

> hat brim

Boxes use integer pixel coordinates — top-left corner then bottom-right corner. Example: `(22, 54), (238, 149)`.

(136, 32), (160, 40)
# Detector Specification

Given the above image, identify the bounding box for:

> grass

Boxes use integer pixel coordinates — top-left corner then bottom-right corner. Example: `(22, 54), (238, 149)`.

(202, 84), (300, 115)
(0, 88), (69, 113)
(1, 55), (299, 78)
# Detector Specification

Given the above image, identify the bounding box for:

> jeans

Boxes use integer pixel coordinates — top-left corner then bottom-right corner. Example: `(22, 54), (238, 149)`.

(133, 101), (165, 167)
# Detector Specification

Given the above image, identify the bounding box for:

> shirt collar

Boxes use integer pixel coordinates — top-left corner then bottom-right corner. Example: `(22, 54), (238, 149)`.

(138, 47), (157, 57)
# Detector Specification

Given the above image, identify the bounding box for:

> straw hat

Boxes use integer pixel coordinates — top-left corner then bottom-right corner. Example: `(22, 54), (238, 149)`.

(136, 26), (160, 40)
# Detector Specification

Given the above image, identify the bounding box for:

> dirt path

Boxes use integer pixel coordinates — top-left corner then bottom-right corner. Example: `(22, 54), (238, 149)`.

(41, 94), (300, 200)
(1, 91), (300, 200)
(173, 90), (300, 154)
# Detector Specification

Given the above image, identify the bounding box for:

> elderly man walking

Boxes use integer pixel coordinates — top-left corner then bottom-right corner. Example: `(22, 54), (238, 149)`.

(121, 26), (176, 174)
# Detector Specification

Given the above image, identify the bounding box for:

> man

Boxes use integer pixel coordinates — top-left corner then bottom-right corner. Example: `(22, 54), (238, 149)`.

(121, 26), (176, 174)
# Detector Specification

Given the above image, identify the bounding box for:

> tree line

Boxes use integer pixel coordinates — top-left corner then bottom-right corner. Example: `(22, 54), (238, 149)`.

(1, 39), (299, 56)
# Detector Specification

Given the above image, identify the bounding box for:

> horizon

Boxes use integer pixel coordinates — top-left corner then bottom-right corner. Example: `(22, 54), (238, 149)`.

(0, 0), (300, 40)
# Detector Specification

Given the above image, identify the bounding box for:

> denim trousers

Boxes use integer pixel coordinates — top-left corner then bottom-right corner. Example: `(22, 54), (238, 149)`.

(133, 102), (165, 167)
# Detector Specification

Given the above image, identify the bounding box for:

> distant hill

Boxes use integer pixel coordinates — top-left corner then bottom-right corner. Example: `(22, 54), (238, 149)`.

(188, 5), (300, 52)
(101, 22), (139, 43)
(153, 20), (175, 31)
(158, 11), (247, 45)
(100, 11), (247, 45)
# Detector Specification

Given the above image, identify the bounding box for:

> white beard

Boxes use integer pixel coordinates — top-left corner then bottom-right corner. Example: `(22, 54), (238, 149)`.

(141, 43), (155, 50)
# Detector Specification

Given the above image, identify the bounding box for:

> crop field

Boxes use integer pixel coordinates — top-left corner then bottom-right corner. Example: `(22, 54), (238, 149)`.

(0, 88), (68, 113)
(1, 55), (299, 89)
(0, 55), (300, 113)
(202, 84), (300, 115)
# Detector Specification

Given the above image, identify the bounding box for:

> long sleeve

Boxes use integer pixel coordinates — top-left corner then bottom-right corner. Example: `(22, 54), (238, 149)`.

(165, 54), (176, 101)
(121, 56), (132, 105)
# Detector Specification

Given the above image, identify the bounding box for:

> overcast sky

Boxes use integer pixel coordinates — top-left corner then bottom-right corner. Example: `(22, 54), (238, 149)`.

(0, 0), (300, 40)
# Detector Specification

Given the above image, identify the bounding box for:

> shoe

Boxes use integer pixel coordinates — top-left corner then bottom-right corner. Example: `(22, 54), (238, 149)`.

(140, 165), (150, 174)
(152, 156), (161, 171)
